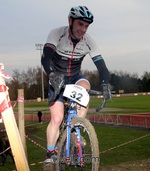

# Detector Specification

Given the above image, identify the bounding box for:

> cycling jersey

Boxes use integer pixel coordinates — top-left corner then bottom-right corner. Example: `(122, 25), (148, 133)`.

(42, 26), (110, 84)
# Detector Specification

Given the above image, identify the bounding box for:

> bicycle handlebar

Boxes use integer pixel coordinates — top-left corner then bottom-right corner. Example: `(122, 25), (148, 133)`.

(50, 73), (112, 112)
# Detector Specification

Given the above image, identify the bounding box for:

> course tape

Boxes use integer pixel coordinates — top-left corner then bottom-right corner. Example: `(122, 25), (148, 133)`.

(0, 85), (12, 113)
(0, 99), (12, 113)
(29, 161), (44, 166)
(17, 96), (24, 103)
(0, 63), (13, 113)
(25, 134), (47, 151)
(0, 63), (14, 81)
(100, 133), (150, 154)
(0, 147), (11, 155)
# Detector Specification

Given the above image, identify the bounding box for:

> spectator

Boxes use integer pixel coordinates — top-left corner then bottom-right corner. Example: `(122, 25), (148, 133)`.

(37, 110), (42, 123)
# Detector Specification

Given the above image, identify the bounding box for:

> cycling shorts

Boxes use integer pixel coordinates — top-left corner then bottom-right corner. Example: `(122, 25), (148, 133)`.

(48, 72), (89, 104)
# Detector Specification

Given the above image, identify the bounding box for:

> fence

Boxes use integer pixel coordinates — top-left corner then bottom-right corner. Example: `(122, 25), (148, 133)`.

(89, 113), (150, 128)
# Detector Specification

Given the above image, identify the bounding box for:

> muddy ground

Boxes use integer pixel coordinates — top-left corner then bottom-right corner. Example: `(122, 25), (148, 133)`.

(100, 158), (150, 171)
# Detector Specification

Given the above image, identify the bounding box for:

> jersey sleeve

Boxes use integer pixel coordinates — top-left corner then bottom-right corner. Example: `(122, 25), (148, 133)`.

(46, 28), (61, 46)
(41, 28), (61, 75)
(86, 34), (110, 84)
(85, 34), (101, 59)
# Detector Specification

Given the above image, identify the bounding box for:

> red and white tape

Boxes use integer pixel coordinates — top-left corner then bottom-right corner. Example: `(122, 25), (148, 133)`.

(17, 96), (24, 103)
(0, 63), (14, 81)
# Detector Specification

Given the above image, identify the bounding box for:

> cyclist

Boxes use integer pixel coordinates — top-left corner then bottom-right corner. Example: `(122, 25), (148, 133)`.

(41, 5), (111, 165)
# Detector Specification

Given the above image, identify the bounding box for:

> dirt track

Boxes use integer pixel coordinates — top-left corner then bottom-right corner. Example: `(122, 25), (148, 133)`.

(100, 158), (150, 171)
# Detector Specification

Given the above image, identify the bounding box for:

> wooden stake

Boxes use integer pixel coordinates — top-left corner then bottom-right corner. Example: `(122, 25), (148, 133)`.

(0, 76), (29, 171)
(18, 89), (28, 159)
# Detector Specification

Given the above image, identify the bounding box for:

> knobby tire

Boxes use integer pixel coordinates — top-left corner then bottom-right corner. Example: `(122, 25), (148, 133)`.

(56, 117), (100, 171)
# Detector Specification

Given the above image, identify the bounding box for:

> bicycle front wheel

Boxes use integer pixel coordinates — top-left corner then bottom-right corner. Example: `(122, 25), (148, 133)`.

(56, 117), (99, 171)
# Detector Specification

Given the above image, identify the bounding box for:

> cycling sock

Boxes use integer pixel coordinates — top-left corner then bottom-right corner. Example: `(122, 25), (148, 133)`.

(46, 146), (56, 158)
(47, 145), (55, 152)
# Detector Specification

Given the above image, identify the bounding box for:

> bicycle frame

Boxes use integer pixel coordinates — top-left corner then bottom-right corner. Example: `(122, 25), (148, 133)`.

(56, 84), (110, 170)
(57, 84), (112, 171)
(64, 99), (84, 166)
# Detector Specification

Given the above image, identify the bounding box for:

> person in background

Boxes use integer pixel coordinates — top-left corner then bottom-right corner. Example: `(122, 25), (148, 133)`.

(37, 110), (42, 123)
(41, 5), (111, 165)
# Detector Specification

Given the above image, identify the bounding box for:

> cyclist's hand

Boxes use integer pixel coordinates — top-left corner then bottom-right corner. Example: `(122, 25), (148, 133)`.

(101, 83), (112, 100)
(49, 72), (64, 90)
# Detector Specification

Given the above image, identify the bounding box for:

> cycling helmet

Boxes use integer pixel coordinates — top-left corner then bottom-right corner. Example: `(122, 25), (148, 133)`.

(68, 6), (94, 24)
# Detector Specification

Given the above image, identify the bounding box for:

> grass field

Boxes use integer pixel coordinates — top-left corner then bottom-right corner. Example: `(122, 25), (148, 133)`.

(0, 95), (150, 170)
(13, 94), (150, 115)
(89, 95), (150, 114)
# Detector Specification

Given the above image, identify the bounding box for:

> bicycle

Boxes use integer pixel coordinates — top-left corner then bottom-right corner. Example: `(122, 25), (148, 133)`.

(54, 84), (110, 171)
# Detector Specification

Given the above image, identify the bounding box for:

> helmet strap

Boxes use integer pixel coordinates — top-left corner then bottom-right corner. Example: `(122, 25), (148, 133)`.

(69, 18), (76, 38)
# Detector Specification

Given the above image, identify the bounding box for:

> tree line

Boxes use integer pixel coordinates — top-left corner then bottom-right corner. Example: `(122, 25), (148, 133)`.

(6, 67), (150, 100)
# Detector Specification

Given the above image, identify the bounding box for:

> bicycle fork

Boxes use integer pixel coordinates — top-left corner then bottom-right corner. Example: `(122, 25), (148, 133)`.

(75, 127), (84, 166)
(65, 111), (84, 166)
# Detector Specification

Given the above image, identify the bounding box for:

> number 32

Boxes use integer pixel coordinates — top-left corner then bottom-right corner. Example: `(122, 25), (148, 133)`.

(70, 91), (83, 102)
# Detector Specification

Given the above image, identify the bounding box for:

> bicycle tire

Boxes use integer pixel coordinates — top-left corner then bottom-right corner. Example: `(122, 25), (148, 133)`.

(56, 117), (99, 171)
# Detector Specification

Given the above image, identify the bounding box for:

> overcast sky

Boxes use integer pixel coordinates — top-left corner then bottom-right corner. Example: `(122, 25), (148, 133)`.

(1, 0), (150, 78)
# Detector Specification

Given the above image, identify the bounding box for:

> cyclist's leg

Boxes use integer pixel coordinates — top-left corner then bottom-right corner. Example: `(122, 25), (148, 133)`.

(47, 101), (64, 149)
(75, 78), (91, 118)
(45, 85), (64, 160)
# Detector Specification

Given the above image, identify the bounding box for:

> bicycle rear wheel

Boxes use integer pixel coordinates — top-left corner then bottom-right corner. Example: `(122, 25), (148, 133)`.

(56, 117), (99, 171)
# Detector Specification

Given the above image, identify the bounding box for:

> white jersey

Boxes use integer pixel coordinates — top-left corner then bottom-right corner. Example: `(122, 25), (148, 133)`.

(46, 26), (101, 59)
(42, 26), (109, 83)
(45, 26), (103, 76)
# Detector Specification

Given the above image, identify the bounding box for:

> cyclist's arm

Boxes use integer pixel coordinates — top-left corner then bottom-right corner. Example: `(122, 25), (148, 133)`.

(41, 43), (56, 75)
(92, 55), (110, 84)
(41, 28), (60, 75)
(86, 35), (110, 84)
(41, 27), (67, 75)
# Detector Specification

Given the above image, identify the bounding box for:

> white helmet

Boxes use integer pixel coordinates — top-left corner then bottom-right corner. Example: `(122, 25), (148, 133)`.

(68, 6), (94, 24)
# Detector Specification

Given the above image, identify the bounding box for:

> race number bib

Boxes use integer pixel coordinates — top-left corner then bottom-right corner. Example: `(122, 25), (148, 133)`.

(63, 84), (90, 107)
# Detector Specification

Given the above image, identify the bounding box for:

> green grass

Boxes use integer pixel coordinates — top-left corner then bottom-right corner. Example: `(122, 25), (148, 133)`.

(13, 95), (150, 115)
(1, 95), (150, 170)
(89, 95), (150, 114)
(95, 125), (150, 166)
(0, 122), (150, 171)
